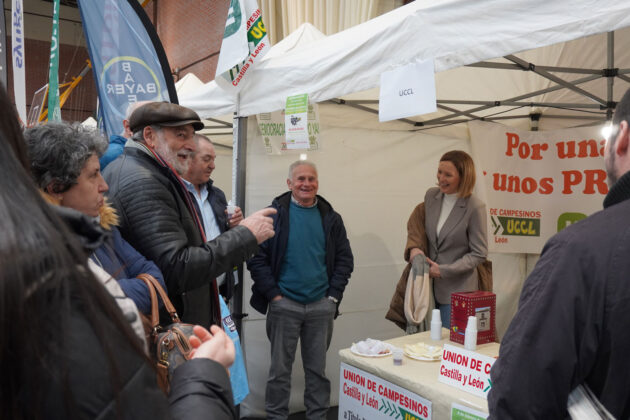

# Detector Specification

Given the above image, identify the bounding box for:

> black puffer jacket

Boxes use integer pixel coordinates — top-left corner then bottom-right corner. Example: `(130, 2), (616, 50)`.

(103, 143), (259, 326)
(52, 205), (236, 419)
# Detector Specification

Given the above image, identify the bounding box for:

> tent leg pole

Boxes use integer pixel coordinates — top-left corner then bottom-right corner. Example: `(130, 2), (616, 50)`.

(231, 114), (248, 337)
(607, 31), (615, 120)
(231, 113), (247, 418)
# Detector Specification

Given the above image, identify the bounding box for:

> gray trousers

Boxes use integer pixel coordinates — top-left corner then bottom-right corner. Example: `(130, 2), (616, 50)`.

(265, 296), (336, 420)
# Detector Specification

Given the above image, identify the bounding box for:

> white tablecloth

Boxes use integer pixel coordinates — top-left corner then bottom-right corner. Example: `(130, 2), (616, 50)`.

(339, 329), (500, 419)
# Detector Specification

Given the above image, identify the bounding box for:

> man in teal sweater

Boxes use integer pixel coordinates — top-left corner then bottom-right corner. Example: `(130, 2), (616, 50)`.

(248, 160), (354, 420)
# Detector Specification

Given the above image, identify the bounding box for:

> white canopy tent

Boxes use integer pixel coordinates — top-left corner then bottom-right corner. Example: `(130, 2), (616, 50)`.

(178, 1), (630, 416)
(181, 0), (630, 123)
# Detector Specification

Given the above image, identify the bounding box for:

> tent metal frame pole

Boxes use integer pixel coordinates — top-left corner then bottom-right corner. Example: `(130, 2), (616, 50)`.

(413, 113), (604, 127)
(202, 131), (235, 137)
(437, 103), (484, 120)
(230, 112), (247, 419)
(504, 54), (607, 106)
(340, 99), (603, 109)
(205, 117), (233, 128)
(438, 100), (602, 108)
(618, 74), (630, 84)
(466, 61), (602, 75)
(416, 73), (601, 126)
(231, 112), (248, 338)
(329, 98), (417, 125)
(607, 32), (615, 120)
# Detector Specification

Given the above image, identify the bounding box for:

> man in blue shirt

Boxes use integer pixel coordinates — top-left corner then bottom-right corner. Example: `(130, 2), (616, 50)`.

(183, 133), (244, 297)
(248, 160), (354, 420)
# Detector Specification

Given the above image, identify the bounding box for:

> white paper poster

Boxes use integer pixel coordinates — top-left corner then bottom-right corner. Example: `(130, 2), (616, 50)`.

(284, 93), (309, 150)
(257, 103), (320, 154)
(470, 121), (608, 254)
(339, 363), (432, 420)
(379, 59), (436, 122)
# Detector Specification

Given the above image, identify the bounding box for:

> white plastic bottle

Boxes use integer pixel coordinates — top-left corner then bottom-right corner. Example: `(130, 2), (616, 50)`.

(464, 315), (478, 351)
(430, 309), (442, 340)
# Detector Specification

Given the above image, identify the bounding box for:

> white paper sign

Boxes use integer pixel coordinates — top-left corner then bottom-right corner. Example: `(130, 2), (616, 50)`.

(284, 93), (310, 149)
(339, 362), (432, 420)
(437, 344), (495, 399)
(379, 59), (436, 122)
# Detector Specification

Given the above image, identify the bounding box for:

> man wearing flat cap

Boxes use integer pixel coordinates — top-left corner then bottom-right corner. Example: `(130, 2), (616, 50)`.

(103, 101), (276, 327)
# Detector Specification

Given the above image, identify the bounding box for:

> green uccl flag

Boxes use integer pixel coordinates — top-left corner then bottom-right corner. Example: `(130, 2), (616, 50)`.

(215, 0), (270, 91)
(47, 0), (61, 121)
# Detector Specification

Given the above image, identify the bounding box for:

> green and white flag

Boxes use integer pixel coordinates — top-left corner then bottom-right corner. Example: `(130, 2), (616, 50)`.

(47, 0), (61, 121)
(215, 0), (270, 91)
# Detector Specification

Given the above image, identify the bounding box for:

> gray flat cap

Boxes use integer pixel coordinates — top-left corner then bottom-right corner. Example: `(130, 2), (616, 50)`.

(129, 101), (204, 133)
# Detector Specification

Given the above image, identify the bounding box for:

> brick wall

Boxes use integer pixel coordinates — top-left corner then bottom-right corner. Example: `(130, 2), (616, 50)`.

(146, 0), (229, 83)
(5, 36), (97, 123)
(3, 0), (228, 124)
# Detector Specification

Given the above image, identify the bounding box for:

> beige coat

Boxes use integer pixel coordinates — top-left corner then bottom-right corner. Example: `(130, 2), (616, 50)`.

(424, 187), (487, 304)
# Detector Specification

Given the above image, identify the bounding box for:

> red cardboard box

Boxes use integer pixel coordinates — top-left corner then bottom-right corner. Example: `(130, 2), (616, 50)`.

(450, 291), (497, 345)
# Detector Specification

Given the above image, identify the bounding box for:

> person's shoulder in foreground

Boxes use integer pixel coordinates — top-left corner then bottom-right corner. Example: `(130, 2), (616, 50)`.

(488, 87), (630, 420)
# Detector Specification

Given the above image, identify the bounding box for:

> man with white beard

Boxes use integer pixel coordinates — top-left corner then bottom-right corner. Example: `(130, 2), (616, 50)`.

(488, 88), (630, 419)
(104, 101), (276, 327)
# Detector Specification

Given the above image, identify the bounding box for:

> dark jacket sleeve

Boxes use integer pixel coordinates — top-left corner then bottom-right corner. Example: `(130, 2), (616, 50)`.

(326, 212), (354, 302)
(488, 232), (604, 419)
(108, 164), (258, 296)
(111, 228), (166, 314)
(169, 359), (236, 420)
(209, 185), (229, 233)
(247, 207), (283, 302)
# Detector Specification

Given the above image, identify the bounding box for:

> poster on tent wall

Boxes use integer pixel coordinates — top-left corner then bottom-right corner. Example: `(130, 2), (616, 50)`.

(284, 93), (309, 149)
(76, 0), (178, 138)
(469, 121), (608, 254)
(256, 103), (321, 154)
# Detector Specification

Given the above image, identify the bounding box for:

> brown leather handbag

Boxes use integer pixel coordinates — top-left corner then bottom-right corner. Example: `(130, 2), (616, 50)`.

(137, 273), (195, 394)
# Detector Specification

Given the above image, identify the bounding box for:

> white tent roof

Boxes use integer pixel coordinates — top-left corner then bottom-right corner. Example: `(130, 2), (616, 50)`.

(174, 72), (205, 96)
(179, 0), (630, 128)
(262, 22), (326, 60)
(175, 5), (630, 415)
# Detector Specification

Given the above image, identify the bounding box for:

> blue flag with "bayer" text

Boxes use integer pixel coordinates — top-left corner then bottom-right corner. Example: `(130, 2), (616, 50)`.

(77, 0), (177, 137)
